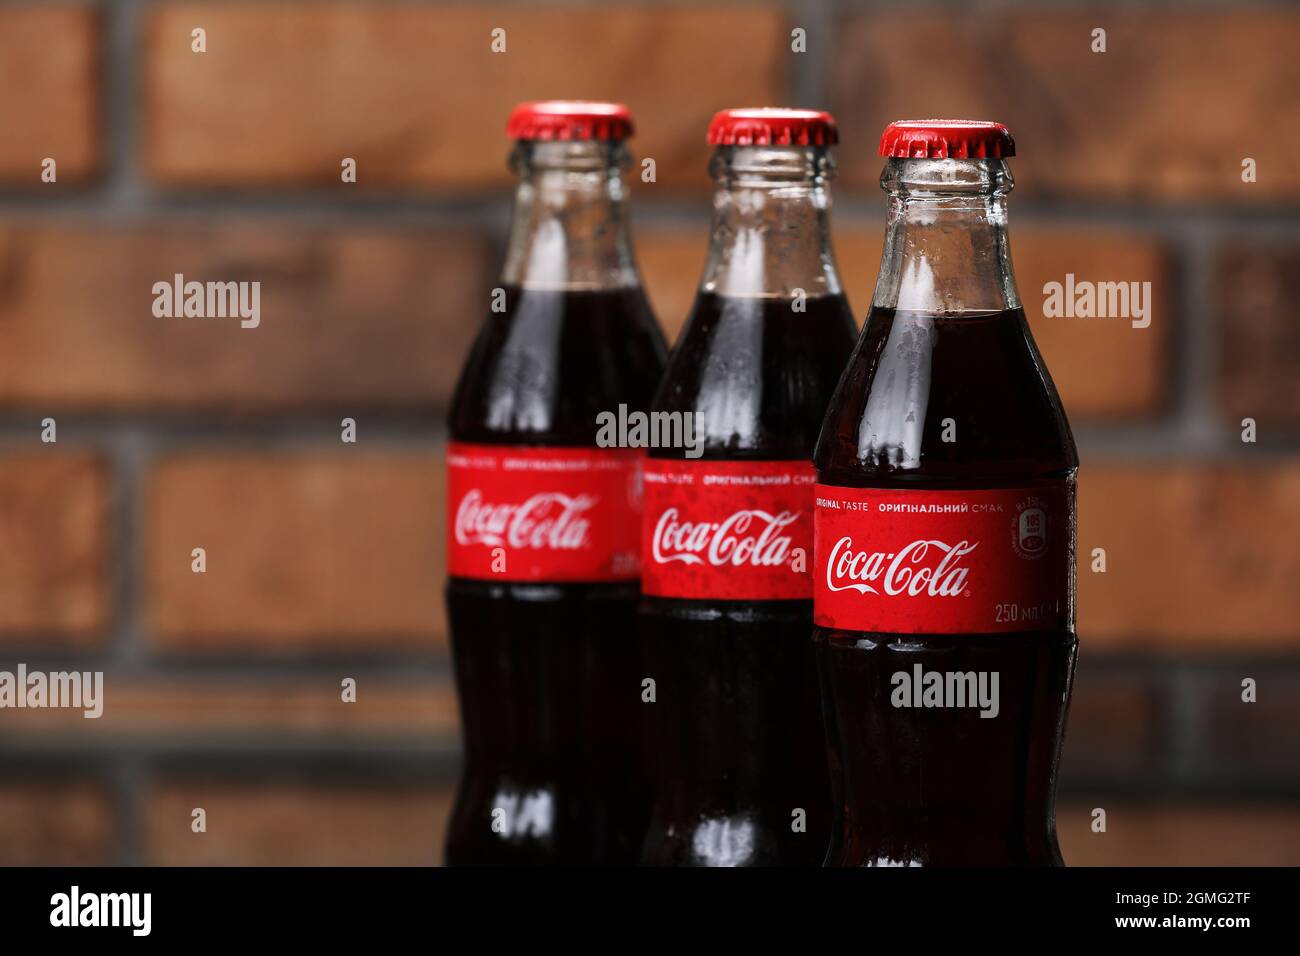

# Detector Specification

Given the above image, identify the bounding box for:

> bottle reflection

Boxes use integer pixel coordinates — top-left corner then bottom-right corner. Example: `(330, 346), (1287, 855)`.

(688, 815), (757, 867)
(489, 786), (555, 842)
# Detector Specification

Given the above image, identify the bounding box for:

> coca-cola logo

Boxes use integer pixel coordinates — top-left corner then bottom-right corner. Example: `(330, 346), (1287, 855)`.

(454, 489), (596, 551)
(824, 536), (977, 597)
(652, 508), (799, 568)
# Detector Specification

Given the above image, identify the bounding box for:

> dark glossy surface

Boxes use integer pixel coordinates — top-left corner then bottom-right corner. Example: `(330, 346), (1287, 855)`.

(814, 306), (1078, 867)
(641, 292), (857, 866)
(640, 599), (832, 866)
(449, 286), (667, 446)
(817, 630), (1077, 866)
(816, 308), (1077, 486)
(651, 293), (859, 461)
(446, 579), (649, 865)
(445, 286), (666, 866)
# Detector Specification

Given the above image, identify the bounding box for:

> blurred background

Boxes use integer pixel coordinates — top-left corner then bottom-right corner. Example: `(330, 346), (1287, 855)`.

(0, 0), (1297, 865)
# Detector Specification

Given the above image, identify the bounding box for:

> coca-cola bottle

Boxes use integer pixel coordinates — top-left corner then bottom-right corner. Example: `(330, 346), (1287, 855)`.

(444, 102), (667, 865)
(813, 120), (1078, 866)
(640, 109), (857, 866)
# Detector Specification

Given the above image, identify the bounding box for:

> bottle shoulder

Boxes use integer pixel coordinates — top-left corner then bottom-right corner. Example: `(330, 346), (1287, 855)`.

(814, 307), (1078, 484)
(652, 291), (858, 458)
(449, 284), (667, 444)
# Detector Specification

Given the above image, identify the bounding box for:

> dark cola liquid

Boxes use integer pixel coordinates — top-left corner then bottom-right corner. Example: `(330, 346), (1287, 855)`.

(641, 291), (858, 866)
(814, 306), (1078, 866)
(445, 285), (667, 865)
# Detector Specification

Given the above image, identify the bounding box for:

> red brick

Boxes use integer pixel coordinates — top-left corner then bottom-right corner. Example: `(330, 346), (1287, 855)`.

(638, 224), (1170, 419)
(0, 453), (110, 643)
(1205, 672), (1300, 777)
(830, 11), (1300, 202)
(636, 229), (706, 344)
(0, 7), (100, 184)
(146, 782), (452, 865)
(1058, 676), (1161, 781)
(1078, 464), (1300, 649)
(0, 224), (491, 411)
(1215, 245), (1300, 425)
(0, 783), (113, 865)
(145, 454), (445, 650)
(143, 3), (786, 191)
(1059, 801), (1300, 866)
(1, 676), (459, 742)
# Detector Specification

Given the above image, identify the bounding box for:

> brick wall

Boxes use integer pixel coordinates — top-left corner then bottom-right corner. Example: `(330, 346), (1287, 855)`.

(1, 0), (1298, 866)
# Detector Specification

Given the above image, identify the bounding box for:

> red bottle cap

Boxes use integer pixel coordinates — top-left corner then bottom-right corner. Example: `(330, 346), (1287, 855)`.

(878, 120), (1015, 159)
(506, 101), (634, 141)
(707, 108), (839, 146)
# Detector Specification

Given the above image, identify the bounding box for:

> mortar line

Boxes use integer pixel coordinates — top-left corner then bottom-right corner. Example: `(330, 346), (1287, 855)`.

(788, 0), (834, 106)
(103, 0), (145, 213)
(1166, 662), (1210, 787)
(111, 755), (146, 866)
(104, 426), (154, 668)
(1174, 229), (1224, 442)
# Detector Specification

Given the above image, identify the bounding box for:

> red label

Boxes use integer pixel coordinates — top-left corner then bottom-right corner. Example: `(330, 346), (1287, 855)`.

(447, 443), (642, 582)
(813, 482), (1072, 633)
(642, 459), (815, 600)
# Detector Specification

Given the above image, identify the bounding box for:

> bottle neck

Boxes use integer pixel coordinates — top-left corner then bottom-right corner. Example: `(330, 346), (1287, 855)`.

(501, 140), (639, 290)
(872, 158), (1020, 314)
(700, 145), (844, 299)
